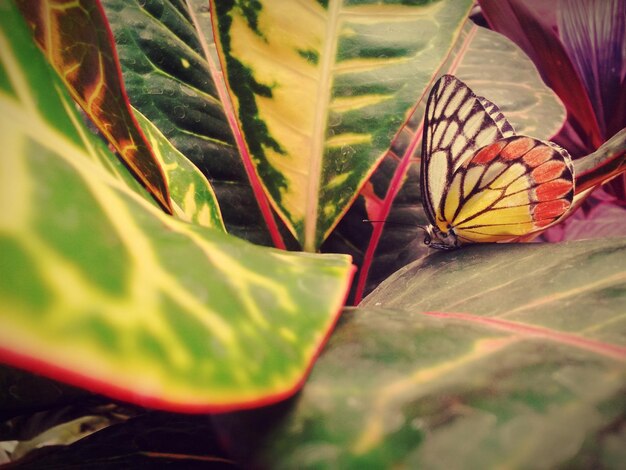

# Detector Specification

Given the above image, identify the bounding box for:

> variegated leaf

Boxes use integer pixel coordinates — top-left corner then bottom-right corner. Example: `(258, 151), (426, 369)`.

(14, 0), (173, 213)
(102, 0), (288, 247)
(220, 237), (626, 468)
(0, 2), (353, 411)
(133, 108), (225, 229)
(324, 21), (567, 302)
(212, 0), (474, 250)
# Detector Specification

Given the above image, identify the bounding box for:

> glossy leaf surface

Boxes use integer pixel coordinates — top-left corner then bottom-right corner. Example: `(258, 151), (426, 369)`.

(133, 108), (225, 229)
(102, 0), (286, 247)
(213, 0), (474, 250)
(0, 3), (353, 412)
(240, 238), (626, 468)
(323, 21), (567, 302)
(14, 0), (173, 213)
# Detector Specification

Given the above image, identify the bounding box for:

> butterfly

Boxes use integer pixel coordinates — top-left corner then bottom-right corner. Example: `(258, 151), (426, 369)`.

(420, 75), (575, 250)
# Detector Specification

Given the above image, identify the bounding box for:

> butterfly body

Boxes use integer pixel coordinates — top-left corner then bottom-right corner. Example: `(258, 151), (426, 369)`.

(420, 75), (574, 249)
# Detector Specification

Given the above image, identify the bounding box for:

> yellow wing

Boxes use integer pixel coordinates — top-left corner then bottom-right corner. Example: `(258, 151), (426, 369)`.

(440, 136), (575, 244)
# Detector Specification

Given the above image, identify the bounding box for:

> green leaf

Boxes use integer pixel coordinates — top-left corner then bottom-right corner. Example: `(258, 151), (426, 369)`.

(453, 23), (566, 138)
(0, 1), (353, 411)
(232, 238), (626, 467)
(325, 20), (567, 303)
(133, 108), (225, 230)
(102, 0), (286, 247)
(213, 0), (475, 250)
(14, 0), (173, 214)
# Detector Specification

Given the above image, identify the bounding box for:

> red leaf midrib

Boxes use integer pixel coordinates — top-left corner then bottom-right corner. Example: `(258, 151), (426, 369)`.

(422, 311), (626, 361)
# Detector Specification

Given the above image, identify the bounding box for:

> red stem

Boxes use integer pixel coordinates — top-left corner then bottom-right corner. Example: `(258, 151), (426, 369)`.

(353, 23), (478, 304)
(197, 3), (286, 249)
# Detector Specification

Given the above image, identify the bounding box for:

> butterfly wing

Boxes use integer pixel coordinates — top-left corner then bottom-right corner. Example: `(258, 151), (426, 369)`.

(440, 136), (575, 244)
(421, 75), (516, 229)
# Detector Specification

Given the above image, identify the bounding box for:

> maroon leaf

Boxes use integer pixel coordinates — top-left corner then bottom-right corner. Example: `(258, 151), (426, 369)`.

(558, 0), (626, 140)
(15, 0), (173, 213)
(479, 0), (603, 150)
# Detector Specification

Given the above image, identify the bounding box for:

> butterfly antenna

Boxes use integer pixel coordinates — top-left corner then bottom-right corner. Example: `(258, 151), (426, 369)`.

(362, 219), (418, 227)
(363, 219), (433, 245)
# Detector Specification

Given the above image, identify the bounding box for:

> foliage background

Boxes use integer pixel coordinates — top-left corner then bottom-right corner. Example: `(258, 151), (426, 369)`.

(1, 0), (625, 467)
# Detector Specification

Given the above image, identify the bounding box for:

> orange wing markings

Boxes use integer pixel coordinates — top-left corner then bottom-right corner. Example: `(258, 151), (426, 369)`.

(444, 136), (574, 241)
(421, 76), (577, 248)
(522, 145), (554, 167)
(535, 179), (573, 200)
(472, 140), (507, 164)
(531, 160), (567, 183)
(534, 200), (571, 227)
(500, 136), (535, 160)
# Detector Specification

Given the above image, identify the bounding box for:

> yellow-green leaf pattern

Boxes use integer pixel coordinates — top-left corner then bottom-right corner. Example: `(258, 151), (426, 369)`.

(133, 108), (225, 230)
(0, 2), (353, 411)
(219, 238), (626, 467)
(213, 0), (474, 250)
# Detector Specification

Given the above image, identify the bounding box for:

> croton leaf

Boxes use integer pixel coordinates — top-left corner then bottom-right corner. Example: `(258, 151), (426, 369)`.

(133, 108), (225, 230)
(222, 237), (626, 468)
(323, 20), (567, 303)
(16, 0), (226, 230)
(14, 0), (173, 214)
(101, 0), (289, 247)
(212, 0), (475, 250)
(0, 2), (353, 411)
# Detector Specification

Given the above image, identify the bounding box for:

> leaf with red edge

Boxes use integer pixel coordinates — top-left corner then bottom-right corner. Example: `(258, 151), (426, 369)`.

(101, 0), (292, 248)
(323, 21), (566, 303)
(14, 0), (173, 214)
(479, 0), (603, 150)
(211, 0), (475, 251)
(218, 237), (626, 468)
(557, 0), (626, 140)
(0, 2), (354, 413)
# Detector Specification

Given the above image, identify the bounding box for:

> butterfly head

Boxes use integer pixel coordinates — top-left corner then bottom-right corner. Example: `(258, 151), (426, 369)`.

(422, 224), (460, 250)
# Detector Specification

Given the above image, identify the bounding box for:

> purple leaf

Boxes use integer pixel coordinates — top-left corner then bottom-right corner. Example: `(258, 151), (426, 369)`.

(479, 0), (603, 149)
(558, 0), (626, 139)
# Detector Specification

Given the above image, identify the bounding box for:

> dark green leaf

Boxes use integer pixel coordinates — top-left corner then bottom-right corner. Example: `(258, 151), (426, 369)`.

(229, 238), (626, 467)
(0, 1), (353, 411)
